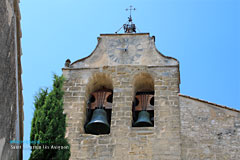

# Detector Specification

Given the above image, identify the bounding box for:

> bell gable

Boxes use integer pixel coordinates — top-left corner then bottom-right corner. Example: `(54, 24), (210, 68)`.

(71, 33), (178, 68)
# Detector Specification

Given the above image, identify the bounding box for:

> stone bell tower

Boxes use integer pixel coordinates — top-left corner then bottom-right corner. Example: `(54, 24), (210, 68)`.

(62, 5), (240, 159)
(63, 6), (181, 159)
(62, 30), (181, 159)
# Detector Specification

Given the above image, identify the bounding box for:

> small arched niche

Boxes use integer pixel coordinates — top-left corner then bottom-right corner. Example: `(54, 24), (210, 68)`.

(84, 73), (113, 135)
(132, 73), (154, 127)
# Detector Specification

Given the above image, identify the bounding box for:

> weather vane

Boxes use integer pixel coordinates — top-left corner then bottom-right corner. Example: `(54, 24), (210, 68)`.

(125, 5), (136, 21)
(115, 5), (138, 34)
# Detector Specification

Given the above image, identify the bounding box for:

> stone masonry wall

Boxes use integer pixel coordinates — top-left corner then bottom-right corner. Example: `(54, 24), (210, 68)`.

(0, 0), (23, 160)
(180, 96), (240, 160)
(63, 65), (181, 160)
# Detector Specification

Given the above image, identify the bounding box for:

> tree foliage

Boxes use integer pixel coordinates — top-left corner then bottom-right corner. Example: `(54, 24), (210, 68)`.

(30, 75), (70, 160)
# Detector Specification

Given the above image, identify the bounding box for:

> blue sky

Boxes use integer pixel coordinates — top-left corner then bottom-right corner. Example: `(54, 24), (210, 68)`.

(20, 0), (239, 159)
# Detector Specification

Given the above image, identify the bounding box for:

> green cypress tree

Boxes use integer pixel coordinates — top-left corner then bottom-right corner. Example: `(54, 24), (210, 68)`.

(29, 75), (70, 160)
(30, 88), (48, 159)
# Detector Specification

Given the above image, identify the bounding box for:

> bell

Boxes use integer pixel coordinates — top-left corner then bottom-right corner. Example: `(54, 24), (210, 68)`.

(85, 109), (110, 135)
(134, 111), (153, 127)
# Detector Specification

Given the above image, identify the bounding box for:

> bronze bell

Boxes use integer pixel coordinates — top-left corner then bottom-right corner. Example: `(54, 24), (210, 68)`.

(134, 111), (153, 127)
(85, 109), (110, 135)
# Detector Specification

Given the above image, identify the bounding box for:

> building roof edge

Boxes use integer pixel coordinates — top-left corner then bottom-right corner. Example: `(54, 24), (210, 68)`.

(179, 94), (240, 113)
(100, 33), (150, 36)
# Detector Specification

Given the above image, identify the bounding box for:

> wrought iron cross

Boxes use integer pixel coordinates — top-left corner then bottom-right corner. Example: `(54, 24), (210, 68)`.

(115, 5), (137, 33)
(125, 5), (136, 18)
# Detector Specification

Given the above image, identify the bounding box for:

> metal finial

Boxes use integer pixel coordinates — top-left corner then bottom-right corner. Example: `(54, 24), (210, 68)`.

(124, 5), (136, 33)
(115, 5), (138, 34)
(126, 5), (136, 19)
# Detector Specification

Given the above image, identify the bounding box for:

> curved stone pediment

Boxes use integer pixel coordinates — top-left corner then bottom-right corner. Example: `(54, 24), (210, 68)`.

(71, 33), (178, 68)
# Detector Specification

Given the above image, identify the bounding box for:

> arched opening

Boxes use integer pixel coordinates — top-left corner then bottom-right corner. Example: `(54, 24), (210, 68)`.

(132, 73), (154, 127)
(84, 73), (113, 134)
